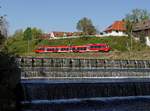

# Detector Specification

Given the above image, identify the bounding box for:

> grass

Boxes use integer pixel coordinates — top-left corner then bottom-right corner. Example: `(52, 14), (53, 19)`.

(25, 50), (150, 60)
(5, 36), (150, 60)
(39, 36), (146, 51)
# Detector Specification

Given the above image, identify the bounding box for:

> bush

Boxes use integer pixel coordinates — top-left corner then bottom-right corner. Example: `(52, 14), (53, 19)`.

(0, 52), (21, 111)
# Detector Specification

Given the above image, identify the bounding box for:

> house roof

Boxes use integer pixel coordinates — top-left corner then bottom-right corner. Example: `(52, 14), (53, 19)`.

(51, 31), (84, 37)
(133, 20), (150, 31)
(104, 21), (126, 32)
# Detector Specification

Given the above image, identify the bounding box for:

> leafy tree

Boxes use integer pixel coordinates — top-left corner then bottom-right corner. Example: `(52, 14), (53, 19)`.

(23, 27), (32, 40)
(76, 17), (97, 35)
(0, 16), (8, 49)
(13, 29), (24, 39)
(0, 33), (5, 46)
(4, 27), (43, 54)
(125, 9), (150, 23)
(123, 20), (134, 51)
(31, 27), (43, 45)
(125, 20), (133, 37)
(31, 27), (42, 39)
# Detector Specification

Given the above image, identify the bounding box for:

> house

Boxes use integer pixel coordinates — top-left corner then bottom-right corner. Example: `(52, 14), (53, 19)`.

(49, 31), (83, 38)
(103, 21), (127, 36)
(50, 32), (66, 37)
(133, 20), (150, 38)
(133, 20), (150, 46)
(40, 33), (51, 39)
(40, 31), (84, 40)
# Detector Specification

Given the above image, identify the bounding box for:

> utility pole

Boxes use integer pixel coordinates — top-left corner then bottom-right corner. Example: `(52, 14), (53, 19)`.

(130, 32), (132, 51)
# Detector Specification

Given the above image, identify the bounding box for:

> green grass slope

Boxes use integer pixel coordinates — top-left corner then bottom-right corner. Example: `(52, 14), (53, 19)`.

(5, 36), (148, 57)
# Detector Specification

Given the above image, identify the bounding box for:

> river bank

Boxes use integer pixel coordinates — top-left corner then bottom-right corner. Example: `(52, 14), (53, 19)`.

(23, 50), (150, 60)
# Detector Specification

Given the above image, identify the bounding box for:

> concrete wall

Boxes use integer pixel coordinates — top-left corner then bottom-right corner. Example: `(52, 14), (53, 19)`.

(146, 36), (150, 47)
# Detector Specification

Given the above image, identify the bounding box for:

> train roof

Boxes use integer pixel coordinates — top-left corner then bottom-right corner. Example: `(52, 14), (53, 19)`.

(37, 43), (109, 48)
(86, 43), (108, 46)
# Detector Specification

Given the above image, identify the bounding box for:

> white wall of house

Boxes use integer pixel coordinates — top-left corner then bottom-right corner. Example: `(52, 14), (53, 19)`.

(104, 31), (127, 36)
(50, 32), (55, 37)
(146, 36), (150, 47)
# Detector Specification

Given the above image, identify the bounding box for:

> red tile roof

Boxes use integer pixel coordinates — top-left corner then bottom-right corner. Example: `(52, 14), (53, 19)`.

(104, 21), (126, 32)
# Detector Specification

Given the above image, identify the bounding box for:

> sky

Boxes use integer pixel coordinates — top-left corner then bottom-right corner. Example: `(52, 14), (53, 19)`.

(1, 0), (150, 35)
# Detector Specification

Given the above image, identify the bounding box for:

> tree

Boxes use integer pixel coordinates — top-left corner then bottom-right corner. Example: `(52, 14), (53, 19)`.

(31, 27), (42, 39)
(13, 29), (24, 39)
(124, 9), (150, 23)
(23, 27), (32, 40)
(125, 20), (133, 51)
(0, 32), (5, 46)
(0, 16), (8, 50)
(125, 20), (133, 37)
(76, 17), (97, 35)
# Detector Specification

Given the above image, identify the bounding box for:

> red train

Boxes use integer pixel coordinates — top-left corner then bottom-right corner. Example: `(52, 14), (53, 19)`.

(34, 43), (111, 53)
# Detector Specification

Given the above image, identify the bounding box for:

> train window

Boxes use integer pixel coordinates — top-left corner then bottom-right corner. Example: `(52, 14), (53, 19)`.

(90, 46), (94, 48)
(90, 46), (100, 48)
(83, 47), (86, 50)
(61, 48), (69, 51)
(90, 45), (108, 48)
(47, 48), (53, 51)
(54, 48), (59, 51)
(100, 46), (107, 48)
(38, 48), (45, 50)
(77, 47), (86, 50)
(72, 48), (76, 50)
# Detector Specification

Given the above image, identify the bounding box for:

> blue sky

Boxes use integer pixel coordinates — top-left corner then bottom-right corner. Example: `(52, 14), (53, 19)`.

(1, 0), (150, 34)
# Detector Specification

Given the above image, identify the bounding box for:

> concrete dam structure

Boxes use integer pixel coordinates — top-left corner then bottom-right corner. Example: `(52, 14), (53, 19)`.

(20, 58), (150, 79)
(18, 57), (150, 111)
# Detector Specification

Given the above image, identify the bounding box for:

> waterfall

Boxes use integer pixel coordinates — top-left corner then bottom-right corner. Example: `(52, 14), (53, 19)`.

(21, 79), (150, 101)
(18, 58), (150, 111)
(18, 58), (150, 79)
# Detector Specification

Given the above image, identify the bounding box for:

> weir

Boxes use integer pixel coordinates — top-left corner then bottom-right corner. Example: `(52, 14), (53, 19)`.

(19, 57), (150, 79)
(17, 57), (150, 111)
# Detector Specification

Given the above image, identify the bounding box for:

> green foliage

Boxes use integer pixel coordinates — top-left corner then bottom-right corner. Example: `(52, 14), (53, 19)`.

(5, 32), (147, 55)
(23, 27), (32, 40)
(76, 17), (97, 35)
(5, 27), (43, 54)
(0, 33), (5, 47)
(12, 29), (24, 40)
(125, 20), (133, 37)
(125, 9), (150, 23)
(0, 16), (8, 50)
(0, 16), (8, 37)
(39, 36), (144, 52)
(0, 52), (21, 111)
(31, 27), (43, 39)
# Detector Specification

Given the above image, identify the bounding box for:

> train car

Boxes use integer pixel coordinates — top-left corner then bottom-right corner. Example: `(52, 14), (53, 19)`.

(71, 45), (87, 53)
(45, 46), (59, 53)
(87, 44), (111, 52)
(57, 46), (71, 53)
(34, 46), (47, 53)
(35, 46), (70, 53)
(34, 43), (111, 53)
